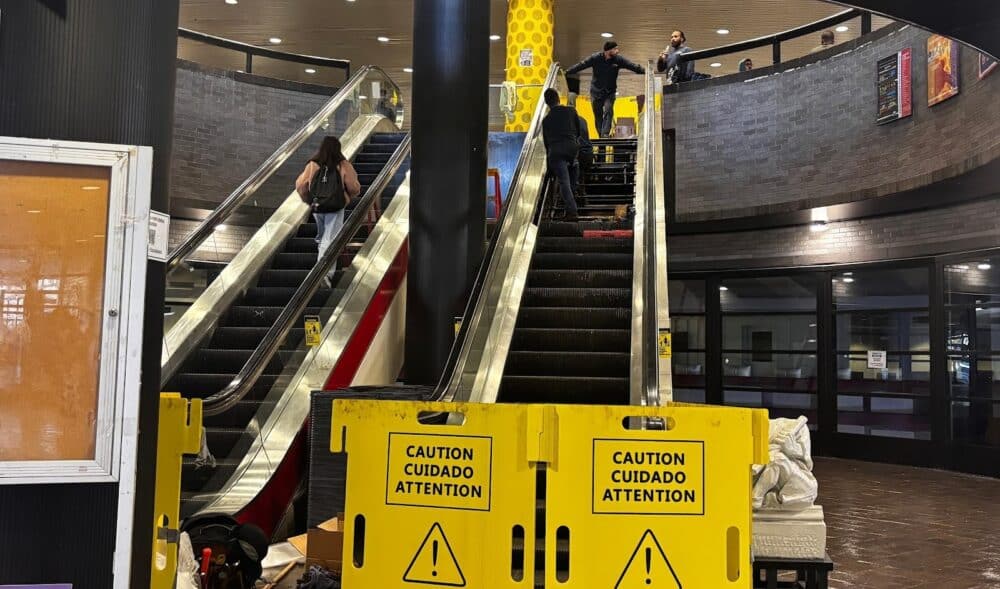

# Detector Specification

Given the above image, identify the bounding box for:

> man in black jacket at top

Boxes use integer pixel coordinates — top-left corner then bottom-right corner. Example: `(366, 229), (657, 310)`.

(566, 41), (645, 138)
(542, 88), (582, 222)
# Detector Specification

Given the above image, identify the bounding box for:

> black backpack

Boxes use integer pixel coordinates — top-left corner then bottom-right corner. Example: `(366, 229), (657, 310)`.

(309, 163), (347, 213)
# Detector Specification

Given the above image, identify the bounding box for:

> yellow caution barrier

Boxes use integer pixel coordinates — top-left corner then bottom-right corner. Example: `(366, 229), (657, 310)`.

(150, 393), (203, 589)
(331, 400), (767, 589)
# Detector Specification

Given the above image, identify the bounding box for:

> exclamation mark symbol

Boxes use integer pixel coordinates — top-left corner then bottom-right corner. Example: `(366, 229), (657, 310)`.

(432, 540), (439, 577)
(645, 547), (651, 585)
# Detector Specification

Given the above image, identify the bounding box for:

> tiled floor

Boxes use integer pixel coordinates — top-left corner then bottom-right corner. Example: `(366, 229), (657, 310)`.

(263, 458), (1000, 588)
(816, 457), (1000, 589)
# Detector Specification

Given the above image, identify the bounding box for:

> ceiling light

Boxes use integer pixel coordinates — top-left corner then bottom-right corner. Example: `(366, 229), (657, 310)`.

(377, 36), (390, 43)
(601, 32), (614, 38)
(808, 339), (817, 343)
(716, 28), (730, 35)
(490, 34), (501, 41)
(26, 210), (41, 214)
(843, 272), (853, 276)
(979, 263), (993, 270)
(269, 37), (282, 45)
(710, 62), (722, 68)
(719, 286), (729, 292)
(843, 277), (855, 283)
(835, 25), (849, 33)
(956, 265), (969, 270)
(305, 68), (317, 74)
(809, 323), (817, 328)
(225, 0), (237, 4)
(81, 185), (101, 191)
(403, 67), (414, 73)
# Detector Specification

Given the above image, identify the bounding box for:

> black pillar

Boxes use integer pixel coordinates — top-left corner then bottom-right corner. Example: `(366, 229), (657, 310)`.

(0, 1), (178, 588)
(407, 0), (490, 385)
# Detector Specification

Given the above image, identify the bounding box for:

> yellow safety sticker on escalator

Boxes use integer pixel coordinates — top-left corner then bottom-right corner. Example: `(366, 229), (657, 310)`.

(304, 315), (322, 347)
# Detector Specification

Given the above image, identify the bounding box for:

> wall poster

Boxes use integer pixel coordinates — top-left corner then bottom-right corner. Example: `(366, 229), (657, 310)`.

(877, 48), (912, 124)
(979, 52), (997, 80)
(927, 35), (960, 106)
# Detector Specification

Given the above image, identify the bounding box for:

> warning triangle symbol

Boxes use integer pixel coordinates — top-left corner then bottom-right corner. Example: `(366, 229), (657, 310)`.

(403, 522), (467, 586)
(614, 529), (682, 588)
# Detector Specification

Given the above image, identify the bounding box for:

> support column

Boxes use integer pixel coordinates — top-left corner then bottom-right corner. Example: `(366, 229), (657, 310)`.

(504, 0), (555, 131)
(407, 0), (491, 385)
(0, 1), (178, 587)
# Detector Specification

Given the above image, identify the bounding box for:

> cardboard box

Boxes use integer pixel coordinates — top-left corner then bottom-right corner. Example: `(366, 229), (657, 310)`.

(288, 515), (345, 573)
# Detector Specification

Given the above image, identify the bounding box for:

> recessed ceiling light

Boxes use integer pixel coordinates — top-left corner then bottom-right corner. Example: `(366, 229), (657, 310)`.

(304, 68), (317, 74)
(269, 37), (282, 45)
(346, 0), (356, 2)
(719, 286), (729, 291)
(710, 62), (722, 68)
(843, 277), (855, 283)
(377, 36), (390, 43)
(225, 0), (237, 4)
(835, 25), (849, 33)
(978, 263), (992, 270)
(716, 28), (730, 35)
(843, 272), (853, 276)
(601, 32), (614, 38)
(490, 34), (501, 41)
(403, 67), (414, 73)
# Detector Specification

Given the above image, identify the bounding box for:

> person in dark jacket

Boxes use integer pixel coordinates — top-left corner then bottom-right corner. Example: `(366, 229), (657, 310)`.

(541, 88), (581, 222)
(566, 41), (645, 138)
(656, 30), (695, 84)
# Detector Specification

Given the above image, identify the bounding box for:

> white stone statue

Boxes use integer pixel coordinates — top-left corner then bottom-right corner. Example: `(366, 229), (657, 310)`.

(752, 416), (818, 510)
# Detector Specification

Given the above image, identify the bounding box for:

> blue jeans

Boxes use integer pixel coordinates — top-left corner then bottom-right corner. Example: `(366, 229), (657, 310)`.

(314, 210), (345, 279)
(591, 93), (616, 138)
(549, 157), (579, 217)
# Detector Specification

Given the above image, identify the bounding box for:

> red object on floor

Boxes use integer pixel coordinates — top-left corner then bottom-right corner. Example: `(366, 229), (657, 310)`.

(583, 229), (633, 239)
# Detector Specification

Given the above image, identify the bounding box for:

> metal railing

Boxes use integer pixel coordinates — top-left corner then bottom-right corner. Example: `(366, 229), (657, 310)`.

(201, 135), (411, 417)
(678, 8), (871, 68)
(178, 27), (350, 77)
(166, 65), (401, 272)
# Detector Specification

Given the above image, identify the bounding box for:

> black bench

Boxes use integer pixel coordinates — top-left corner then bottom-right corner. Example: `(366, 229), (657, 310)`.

(753, 555), (834, 589)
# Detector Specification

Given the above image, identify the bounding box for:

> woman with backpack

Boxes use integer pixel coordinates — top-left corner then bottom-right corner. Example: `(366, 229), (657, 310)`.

(295, 136), (362, 287)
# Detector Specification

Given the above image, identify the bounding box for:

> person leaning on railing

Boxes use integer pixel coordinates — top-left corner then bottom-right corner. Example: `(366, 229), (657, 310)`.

(657, 30), (695, 84)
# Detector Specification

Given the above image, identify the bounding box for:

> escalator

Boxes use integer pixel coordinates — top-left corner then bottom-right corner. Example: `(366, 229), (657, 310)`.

(167, 132), (408, 504)
(498, 139), (637, 404)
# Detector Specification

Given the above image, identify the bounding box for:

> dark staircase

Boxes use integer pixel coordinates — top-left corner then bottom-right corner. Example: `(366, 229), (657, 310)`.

(498, 138), (637, 406)
(167, 132), (408, 510)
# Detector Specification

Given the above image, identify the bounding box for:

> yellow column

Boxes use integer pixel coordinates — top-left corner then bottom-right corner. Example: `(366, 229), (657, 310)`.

(505, 0), (554, 131)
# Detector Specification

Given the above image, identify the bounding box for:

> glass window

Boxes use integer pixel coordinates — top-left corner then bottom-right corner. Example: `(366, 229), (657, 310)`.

(724, 315), (817, 351)
(669, 279), (706, 403)
(669, 279), (705, 314)
(721, 275), (816, 313)
(833, 267), (928, 310)
(835, 310), (929, 353)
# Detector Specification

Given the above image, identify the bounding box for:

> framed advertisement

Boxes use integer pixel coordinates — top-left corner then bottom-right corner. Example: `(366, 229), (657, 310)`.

(979, 52), (997, 80)
(927, 35), (960, 106)
(877, 48), (912, 124)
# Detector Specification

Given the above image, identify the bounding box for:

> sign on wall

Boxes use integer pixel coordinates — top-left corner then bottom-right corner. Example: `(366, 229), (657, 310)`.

(877, 48), (912, 124)
(867, 350), (887, 370)
(979, 52), (997, 80)
(927, 35), (960, 106)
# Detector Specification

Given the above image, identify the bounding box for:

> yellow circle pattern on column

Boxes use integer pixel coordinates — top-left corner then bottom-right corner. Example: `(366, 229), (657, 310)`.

(505, 0), (554, 132)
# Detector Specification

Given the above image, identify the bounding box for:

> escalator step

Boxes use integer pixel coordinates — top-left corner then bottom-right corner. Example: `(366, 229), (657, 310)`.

(221, 306), (326, 327)
(505, 351), (629, 377)
(539, 219), (632, 235)
(522, 287), (631, 308)
(202, 399), (277, 428)
(510, 328), (629, 352)
(527, 269), (631, 288)
(365, 143), (399, 153)
(165, 373), (279, 401)
(179, 349), (307, 375)
(257, 268), (311, 287)
(205, 426), (247, 459)
(296, 223), (318, 238)
(353, 163), (385, 175)
(536, 237), (631, 254)
(210, 327), (307, 349)
(369, 133), (407, 143)
(241, 286), (334, 307)
(516, 307), (631, 329)
(181, 457), (240, 494)
(498, 375), (629, 405)
(532, 252), (632, 270)
(271, 252), (321, 270)
(354, 153), (391, 164)
(282, 237), (320, 254)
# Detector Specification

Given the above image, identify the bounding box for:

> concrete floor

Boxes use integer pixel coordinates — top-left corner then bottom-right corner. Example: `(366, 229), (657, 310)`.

(262, 457), (1000, 588)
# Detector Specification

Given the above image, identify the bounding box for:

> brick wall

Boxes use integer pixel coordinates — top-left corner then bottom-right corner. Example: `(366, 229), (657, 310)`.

(664, 25), (1000, 222)
(668, 195), (1000, 271)
(170, 60), (334, 219)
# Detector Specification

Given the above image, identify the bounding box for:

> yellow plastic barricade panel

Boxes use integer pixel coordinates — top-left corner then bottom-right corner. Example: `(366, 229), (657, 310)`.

(151, 393), (203, 589)
(331, 400), (539, 588)
(546, 404), (767, 589)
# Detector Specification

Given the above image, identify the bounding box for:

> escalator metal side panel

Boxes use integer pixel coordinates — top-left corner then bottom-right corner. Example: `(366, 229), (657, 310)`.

(651, 81), (673, 403)
(629, 99), (651, 407)
(160, 115), (398, 385)
(191, 173), (411, 517)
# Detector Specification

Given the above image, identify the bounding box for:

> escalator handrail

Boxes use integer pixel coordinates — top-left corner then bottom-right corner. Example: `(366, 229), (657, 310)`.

(166, 64), (398, 272)
(430, 63), (564, 400)
(641, 62), (662, 408)
(201, 134), (412, 417)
